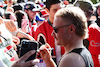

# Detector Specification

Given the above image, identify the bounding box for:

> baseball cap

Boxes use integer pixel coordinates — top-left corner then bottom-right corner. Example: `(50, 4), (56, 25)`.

(36, 4), (42, 10)
(24, 2), (40, 12)
(39, 3), (45, 8)
(73, 0), (94, 14)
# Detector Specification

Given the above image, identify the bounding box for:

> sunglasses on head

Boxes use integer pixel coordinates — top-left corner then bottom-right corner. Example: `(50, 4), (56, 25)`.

(53, 24), (71, 33)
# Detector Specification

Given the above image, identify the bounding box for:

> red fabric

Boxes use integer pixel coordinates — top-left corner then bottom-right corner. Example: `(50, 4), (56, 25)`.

(88, 23), (100, 67)
(28, 21), (32, 36)
(40, 10), (49, 17)
(35, 20), (65, 56)
(28, 21), (37, 37)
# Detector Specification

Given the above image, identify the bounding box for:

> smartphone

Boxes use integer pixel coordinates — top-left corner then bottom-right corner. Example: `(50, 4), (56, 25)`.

(20, 40), (39, 61)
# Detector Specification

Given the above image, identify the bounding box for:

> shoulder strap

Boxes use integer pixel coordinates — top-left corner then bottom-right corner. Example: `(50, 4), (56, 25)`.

(69, 48), (93, 67)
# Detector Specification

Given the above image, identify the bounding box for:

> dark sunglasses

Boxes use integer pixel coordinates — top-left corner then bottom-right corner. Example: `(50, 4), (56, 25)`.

(53, 24), (71, 33)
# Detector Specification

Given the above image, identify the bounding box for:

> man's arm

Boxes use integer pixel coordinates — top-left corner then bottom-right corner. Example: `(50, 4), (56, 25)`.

(39, 43), (56, 67)
(44, 58), (56, 67)
(16, 30), (35, 41)
(4, 19), (35, 41)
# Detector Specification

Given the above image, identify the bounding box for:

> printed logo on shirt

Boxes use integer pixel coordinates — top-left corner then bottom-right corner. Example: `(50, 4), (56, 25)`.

(90, 40), (100, 47)
(4, 45), (15, 61)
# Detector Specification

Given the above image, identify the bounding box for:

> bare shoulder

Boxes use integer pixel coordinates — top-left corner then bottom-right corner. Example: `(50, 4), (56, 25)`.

(58, 53), (86, 67)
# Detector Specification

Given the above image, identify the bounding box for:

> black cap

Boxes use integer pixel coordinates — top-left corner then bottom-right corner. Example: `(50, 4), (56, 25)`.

(24, 2), (40, 11)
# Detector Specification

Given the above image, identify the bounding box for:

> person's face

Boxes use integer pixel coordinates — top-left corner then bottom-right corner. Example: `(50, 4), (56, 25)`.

(23, 14), (28, 20)
(26, 10), (37, 20)
(47, 3), (62, 23)
(97, 7), (100, 16)
(21, 15), (29, 33)
(52, 17), (72, 46)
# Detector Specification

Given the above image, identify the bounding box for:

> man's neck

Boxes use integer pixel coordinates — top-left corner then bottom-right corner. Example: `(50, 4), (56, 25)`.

(64, 37), (84, 54)
(49, 17), (53, 24)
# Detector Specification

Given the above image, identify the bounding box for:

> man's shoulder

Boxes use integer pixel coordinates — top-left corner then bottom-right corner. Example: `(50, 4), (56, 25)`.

(35, 20), (49, 38)
(62, 52), (84, 60)
(37, 20), (52, 30)
(59, 53), (85, 67)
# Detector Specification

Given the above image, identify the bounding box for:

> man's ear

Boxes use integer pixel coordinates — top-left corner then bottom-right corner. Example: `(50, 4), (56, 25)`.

(69, 24), (76, 33)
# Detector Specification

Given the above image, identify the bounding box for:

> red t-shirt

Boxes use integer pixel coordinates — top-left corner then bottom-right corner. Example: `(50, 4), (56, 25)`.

(88, 23), (100, 67)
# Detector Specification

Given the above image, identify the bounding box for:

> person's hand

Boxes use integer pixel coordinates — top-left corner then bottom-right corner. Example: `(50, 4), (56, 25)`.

(4, 20), (17, 32)
(39, 43), (52, 61)
(11, 50), (39, 67)
(12, 36), (20, 45)
(13, 43), (17, 51)
(12, 36), (20, 51)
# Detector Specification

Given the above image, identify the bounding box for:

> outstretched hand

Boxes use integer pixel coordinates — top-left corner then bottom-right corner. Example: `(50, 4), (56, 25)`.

(11, 50), (39, 67)
(4, 20), (17, 32)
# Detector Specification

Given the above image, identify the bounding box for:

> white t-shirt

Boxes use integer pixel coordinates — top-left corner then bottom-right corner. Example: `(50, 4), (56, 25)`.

(0, 24), (17, 67)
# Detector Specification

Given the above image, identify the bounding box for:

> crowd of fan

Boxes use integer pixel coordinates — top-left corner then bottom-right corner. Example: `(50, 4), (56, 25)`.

(0, 0), (100, 67)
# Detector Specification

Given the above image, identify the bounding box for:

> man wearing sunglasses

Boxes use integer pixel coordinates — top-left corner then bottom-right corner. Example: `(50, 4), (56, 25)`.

(39, 6), (93, 67)
(35, 0), (65, 66)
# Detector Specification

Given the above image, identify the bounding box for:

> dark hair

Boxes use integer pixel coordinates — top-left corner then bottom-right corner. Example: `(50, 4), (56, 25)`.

(15, 10), (24, 28)
(95, 4), (100, 20)
(13, 4), (24, 12)
(45, 0), (61, 10)
(3, 12), (11, 19)
(17, 0), (24, 3)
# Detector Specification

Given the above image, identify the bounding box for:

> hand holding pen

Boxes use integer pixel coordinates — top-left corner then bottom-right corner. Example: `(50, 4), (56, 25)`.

(38, 43), (53, 61)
